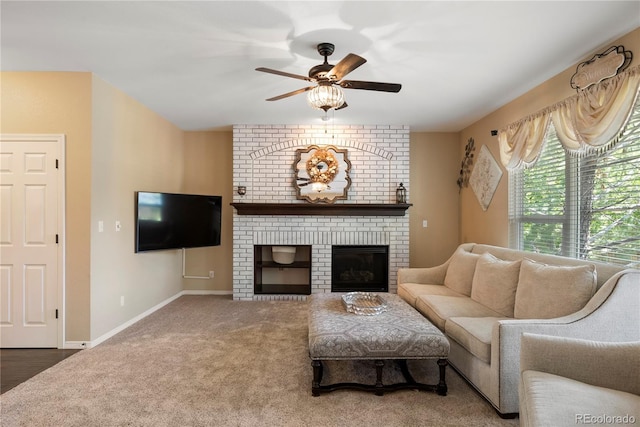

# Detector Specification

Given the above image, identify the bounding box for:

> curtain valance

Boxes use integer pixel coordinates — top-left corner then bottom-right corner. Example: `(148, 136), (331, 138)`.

(499, 64), (640, 170)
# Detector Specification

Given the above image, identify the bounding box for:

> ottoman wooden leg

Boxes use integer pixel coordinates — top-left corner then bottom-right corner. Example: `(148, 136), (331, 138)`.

(311, 360), (323, 396)
(375, 360), (385, 396)
(437, 358), (448, 396)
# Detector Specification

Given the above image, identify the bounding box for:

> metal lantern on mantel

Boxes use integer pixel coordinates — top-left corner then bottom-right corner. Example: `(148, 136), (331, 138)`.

(396, 183), (407, 204)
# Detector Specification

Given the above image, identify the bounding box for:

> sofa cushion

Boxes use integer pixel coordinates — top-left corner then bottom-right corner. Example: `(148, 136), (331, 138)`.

(415, 294), (503, 330)
(445, 317), (508, 364)
(514, 259), (597, 319)
(470, 253), (521, 317)
(398, 283), (465, 307)
(520, 370), (640, 427)
(443, 248), (481, 296)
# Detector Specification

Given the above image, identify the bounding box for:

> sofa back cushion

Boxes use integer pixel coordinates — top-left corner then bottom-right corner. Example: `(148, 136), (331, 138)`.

(444, 247), (480, 296)
(471, 253), (521, 317)
(514, 259), (597, 319)
(471, 243), (623, 290)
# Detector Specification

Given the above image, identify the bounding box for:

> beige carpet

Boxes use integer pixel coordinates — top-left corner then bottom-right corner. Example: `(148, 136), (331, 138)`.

(0, 296), (519, 426)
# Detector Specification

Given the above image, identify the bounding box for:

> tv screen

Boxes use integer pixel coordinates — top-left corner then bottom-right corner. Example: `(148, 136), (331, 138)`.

(135, 192), (222, 252)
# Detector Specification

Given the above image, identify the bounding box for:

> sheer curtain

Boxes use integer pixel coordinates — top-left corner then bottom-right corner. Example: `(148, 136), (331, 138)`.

(499, 65), (640, 169)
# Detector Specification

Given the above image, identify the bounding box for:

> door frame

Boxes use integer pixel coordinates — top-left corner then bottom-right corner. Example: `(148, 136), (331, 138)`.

(1, 134), (66, 348)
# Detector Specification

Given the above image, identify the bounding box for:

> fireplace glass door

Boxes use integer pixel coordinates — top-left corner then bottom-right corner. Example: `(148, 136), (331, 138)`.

(331, 245), (389, 292)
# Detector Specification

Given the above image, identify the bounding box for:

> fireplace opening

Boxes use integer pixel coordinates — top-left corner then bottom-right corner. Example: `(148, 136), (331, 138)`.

(254, 245), (311, 295)
(331, 245), (389, 292)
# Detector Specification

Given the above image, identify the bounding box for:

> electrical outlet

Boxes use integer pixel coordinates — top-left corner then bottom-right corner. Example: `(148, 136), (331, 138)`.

(422, 219), (428, 228)
(120, 296), (125, 306)
(209, 271), (215, 279)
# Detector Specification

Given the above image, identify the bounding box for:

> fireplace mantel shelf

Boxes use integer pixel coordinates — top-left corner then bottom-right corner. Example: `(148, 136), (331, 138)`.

(231, 202), (412, 216)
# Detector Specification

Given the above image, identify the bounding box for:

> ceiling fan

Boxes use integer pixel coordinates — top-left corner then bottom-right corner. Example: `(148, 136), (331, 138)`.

(256, 42), (402, 112)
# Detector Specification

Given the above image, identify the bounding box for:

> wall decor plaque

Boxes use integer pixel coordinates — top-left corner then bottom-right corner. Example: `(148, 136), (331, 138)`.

(570, 45), (632, 90)
(469, 145), (503, 211)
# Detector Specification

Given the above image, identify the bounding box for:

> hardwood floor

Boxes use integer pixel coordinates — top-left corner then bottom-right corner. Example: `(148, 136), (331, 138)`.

(0, 349), (81, 394)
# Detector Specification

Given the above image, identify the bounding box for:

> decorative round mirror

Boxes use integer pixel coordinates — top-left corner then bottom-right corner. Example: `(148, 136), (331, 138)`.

(293, 145), (351, 203)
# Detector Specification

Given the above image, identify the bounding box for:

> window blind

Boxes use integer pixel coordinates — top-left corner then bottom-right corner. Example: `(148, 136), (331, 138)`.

(510, 92), (640, 267)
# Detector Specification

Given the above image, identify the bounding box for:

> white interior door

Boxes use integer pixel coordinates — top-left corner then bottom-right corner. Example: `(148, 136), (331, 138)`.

(0, 135), (64, 348)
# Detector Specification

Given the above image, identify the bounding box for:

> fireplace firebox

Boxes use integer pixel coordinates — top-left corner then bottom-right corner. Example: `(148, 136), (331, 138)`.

(331, 245), (389, 292)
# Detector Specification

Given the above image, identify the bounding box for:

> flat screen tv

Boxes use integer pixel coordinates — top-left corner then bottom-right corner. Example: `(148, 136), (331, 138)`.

(135, 191), (222, 252)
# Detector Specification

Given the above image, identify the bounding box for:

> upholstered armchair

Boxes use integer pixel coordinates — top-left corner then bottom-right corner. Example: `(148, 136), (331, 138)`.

(519, 333), (640, 427)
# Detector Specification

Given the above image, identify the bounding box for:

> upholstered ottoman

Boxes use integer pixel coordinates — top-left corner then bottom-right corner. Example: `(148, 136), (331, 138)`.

(308, 293), (450, 396)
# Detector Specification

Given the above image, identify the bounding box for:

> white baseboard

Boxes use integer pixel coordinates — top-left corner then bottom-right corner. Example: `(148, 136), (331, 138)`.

(64, 341), (89, 350)
(84, 292), (183, 348)
(75, 290), (232, 349)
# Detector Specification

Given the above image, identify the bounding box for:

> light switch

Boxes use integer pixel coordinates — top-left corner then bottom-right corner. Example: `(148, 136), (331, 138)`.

(98, 221), (104, 232)
(422, 219), (428, 228)
(115, 221), (122, 232)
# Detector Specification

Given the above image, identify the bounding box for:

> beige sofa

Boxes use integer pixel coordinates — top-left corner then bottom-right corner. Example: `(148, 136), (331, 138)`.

(397, 243), (640, 416)
(519, 333), (640, 427)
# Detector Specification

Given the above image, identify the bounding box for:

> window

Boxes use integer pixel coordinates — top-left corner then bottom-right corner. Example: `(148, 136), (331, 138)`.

(510, 95), (640, 267)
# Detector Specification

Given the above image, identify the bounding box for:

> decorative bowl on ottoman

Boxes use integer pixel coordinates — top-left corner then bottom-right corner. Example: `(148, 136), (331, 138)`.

(341, 292), (387, 315)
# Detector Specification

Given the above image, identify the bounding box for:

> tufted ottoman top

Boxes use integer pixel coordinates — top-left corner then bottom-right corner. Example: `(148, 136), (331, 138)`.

(308, 293), (449, 360)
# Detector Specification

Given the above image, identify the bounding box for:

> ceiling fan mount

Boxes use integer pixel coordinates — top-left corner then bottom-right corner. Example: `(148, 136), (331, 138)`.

(316, 42), (335, 58)
(256, 42), (401, 111)
(309, 43), (338, 80)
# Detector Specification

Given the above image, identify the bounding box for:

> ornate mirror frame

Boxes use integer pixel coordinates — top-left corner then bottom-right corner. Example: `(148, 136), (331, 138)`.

(293, 145), (352, 203)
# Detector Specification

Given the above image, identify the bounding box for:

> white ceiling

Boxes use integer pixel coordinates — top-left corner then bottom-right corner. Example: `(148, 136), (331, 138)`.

(2, 1), (639, 132)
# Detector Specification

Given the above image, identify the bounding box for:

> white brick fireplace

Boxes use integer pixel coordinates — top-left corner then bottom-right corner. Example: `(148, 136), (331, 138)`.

(232, 124), (410, 300)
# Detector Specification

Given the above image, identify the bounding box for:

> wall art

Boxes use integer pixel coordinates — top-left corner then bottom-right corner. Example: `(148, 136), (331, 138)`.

(457, 137), (475, 191)
(469, 144), (503, 211)
(293, 145), (351, 203)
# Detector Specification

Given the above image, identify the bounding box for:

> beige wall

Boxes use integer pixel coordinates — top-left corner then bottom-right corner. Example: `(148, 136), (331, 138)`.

(182, 131), (233, 292)
(1, 72), (190, 342)
(0, 72), (93, 341)
(1, 72), (232, 343)
(90, 76), (185, 340)
(409, 132), (460, 267)
(458, 27), (640, 247)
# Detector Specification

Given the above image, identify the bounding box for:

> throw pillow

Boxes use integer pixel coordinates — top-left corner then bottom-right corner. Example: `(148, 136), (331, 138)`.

(470, 253), (521, 317)
(444, 247), (481, 296)
(514, 259), (597, 319)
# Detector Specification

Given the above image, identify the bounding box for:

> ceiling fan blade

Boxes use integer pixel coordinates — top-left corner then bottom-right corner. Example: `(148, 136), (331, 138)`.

(256, 67), (314, 82)
(327, 54), (367, 80)
(266, 86), (314, 101)
(339, 80), (402, 93)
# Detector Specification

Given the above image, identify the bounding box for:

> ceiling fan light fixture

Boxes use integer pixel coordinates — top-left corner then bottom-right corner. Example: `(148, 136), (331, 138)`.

(257, 42), (399, 111)
(307, 84), (345, 112)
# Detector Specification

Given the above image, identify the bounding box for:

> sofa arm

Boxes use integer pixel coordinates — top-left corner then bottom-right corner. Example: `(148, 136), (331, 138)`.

(397, 263), (449, 285)
(398, 243), (477, 285)
(520, 333), (640, 396)
(497, 269), (640, 353)
(492, 269), (640, 413)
